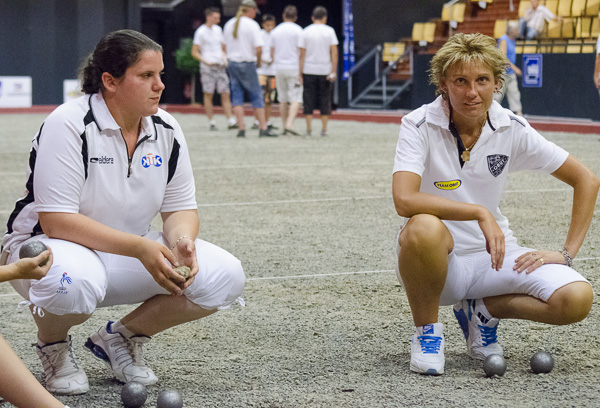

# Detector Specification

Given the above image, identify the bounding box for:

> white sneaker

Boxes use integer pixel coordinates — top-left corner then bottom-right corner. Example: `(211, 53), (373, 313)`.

(410, 323), (445, 375)
(453, 299), (503, 360)
(36, 335), (89, 395)
(85, 321), (158, 385)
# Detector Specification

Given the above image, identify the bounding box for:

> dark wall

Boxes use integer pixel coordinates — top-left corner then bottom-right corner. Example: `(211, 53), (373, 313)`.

(411, 53), (600, 121)
(0, 0), (141, 105)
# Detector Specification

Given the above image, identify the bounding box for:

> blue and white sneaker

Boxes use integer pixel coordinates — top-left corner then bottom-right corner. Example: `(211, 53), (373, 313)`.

(410, 322), (445, 375)
(453, 299), (503, 360)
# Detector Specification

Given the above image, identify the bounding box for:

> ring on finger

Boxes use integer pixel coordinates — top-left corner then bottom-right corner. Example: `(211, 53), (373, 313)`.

(538, 258), (544, 265)
(532, 255), (538, 262)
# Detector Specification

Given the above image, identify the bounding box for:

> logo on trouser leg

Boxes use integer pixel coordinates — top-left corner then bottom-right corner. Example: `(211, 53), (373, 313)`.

(57, 272), (72, 294)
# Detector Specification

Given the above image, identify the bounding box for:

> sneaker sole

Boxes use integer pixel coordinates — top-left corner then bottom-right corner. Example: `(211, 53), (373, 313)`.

(410, 364), (443, 375)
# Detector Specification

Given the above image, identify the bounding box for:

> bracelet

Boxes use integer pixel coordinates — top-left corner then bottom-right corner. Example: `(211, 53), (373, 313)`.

(560, 247), (573, 267)
(171, 236), (192, 251)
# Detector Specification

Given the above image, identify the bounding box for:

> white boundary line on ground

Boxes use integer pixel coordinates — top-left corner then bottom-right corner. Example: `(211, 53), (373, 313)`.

(0, 257), (597, 296)
(0, 188), (575, 213)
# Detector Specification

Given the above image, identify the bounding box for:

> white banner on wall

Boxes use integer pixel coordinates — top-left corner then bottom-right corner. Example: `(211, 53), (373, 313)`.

(63, 79), (84, 103)
(0, 76), (32, 108)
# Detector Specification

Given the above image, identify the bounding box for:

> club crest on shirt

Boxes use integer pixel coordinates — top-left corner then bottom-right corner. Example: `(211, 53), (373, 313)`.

(434, 179), (462, 190)
(141, 153), (162, 168)
(487, 154), (509, 177)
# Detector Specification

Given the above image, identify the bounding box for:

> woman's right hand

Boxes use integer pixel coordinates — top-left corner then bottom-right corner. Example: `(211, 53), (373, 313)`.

(477, 209), (505, 271)
(137, 240), (186, 296)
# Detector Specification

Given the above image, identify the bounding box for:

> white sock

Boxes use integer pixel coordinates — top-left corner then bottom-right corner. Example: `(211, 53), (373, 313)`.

(228, 117), (236, 124)
(112, 320), (135, 338)
(209, 119), (216, 125)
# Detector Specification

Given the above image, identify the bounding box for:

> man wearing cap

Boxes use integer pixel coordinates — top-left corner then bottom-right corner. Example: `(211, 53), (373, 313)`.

(223, 0), (277, 137)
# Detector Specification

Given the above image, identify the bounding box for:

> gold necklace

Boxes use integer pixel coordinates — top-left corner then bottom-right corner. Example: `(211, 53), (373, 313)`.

(460, 116), (486, 162)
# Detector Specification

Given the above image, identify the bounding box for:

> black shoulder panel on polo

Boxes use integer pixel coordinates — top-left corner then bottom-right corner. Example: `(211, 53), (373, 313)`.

(167, 139), (180, 184)
(80, 130), (89, 180)
(7, 148), (37, 234)
(152, 115), (174, 130)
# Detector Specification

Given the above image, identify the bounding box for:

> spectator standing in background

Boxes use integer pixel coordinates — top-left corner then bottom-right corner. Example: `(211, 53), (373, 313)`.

(271, 5), (304, 135)
(494, 22), (522, 116)
(192, 7), (237, 131)
(223, 0), (277, 137)
(519, 0), (560, 40)
(254, 14), (277, 131)
(299, 6), (339, 136)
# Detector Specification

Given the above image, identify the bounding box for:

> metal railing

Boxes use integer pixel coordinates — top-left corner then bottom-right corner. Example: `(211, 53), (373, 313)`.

(346, 44), (381, 107)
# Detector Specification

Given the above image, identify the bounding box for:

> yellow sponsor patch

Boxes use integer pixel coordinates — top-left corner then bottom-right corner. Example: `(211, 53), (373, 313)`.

(434, 179), (462, 190)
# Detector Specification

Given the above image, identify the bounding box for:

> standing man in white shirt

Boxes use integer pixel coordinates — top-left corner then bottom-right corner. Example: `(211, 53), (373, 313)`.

(223, 0), (277, 138)
(271, 5), (303, 135)
(192, 7), (237, 131)
(299, 6), (339, 136)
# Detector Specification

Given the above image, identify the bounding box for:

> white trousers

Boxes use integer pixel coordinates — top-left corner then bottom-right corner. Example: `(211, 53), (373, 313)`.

(8, 232), (245, 315)
(494, 73), (522, 114)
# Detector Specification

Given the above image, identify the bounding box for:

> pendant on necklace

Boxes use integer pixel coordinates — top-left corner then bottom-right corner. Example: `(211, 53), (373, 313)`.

(461, 150), (470, 162)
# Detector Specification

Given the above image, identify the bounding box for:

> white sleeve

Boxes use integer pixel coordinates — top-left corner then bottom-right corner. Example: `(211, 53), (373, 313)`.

(509, 122), (568, 174)
(161, 119), (198, 212)
(34, 109), (86, 214)
(254, 22), (265, 48)
(298, 30), (305, 48)
(330, 27), (339, 46)
(192, 27), (202, 46)
(392, 116), (428, 177)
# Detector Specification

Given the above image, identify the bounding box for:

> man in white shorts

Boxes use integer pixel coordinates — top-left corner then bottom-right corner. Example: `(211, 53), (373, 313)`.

(192, 7), (237, 131)
(271, 5), (303, 135)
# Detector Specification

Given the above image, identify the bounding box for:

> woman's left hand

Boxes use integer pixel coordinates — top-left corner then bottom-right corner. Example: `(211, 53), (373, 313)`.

(514, 250), (566, 274)
(171, 237), (199, 289)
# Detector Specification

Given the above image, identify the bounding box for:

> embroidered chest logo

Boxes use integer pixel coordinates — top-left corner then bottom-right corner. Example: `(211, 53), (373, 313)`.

(487, 154), (509, 177)
(57, 272), (72, 294)
(141, 153), (162, 168)
(434, 179), (462, 190)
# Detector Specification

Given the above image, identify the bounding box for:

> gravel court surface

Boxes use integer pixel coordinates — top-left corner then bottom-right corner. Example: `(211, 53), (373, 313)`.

(0, 112), (599, 407)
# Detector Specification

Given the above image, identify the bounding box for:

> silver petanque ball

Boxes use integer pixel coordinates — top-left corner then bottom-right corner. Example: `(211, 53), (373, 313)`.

(483, 354), (507, 377)
(156, 389), (183, 408)
(19, 240), (49, 266)
(120, 381), (147, 408)
(530, 351), (554, 374)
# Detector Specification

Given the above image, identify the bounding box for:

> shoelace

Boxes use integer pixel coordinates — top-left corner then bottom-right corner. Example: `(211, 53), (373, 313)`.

(43, 342), (79, 376)
(108, 335), (135, 368)
(478, 324), (498, 346)
(128, 339), (147, 367)
(418, 335), (442, 354)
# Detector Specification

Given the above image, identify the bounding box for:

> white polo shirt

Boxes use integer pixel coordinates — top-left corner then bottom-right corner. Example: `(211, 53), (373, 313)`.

(299, 23), (339, 75)
(393, 96), (568, 255)
(193, 24), (225, 65)
(3, 93), (197, 252)
(223, 15), (263, 62)
(271, 21), (303, 71)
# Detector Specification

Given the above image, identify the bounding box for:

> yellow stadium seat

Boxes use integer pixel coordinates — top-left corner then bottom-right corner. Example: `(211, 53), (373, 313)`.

(575, 16), (592, 37)
(552, 43), (567, 52)
(545, 0), (559, 14)
(557, 0), (573, 16)
(537, 40), (554, 53)
(582, 39), (596, 52)
(571, 0), (585, 16)
(494, 19), (508, 38)
(585, 0), (600, 16)
(547, 19), (563, 37)
(423, 22), (436, 43)
(566, 39), (582, 52)
(383, 42), (405, 62)
(561, 18), (575, 37)
(412, 22), (424, 42)
(442, 3), (466, 23)
(591, 17), (600, 36)
(519, 1), (531, 17)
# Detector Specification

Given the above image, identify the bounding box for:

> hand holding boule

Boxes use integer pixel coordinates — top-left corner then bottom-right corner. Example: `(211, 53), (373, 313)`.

(173, 265), (191, 279)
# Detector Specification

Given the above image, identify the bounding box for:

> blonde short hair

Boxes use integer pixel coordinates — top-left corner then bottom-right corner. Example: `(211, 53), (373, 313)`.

(429, 33), (508, 96)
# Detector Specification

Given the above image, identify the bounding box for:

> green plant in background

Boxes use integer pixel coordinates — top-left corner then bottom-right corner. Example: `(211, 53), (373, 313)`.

(175, 37), (199, 104)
